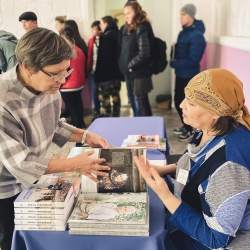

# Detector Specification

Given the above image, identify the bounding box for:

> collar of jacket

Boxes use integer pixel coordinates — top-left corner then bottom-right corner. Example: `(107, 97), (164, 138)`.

(103, 24), (118, 35)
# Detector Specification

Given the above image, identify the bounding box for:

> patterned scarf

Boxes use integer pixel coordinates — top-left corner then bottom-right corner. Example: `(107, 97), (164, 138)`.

(184, 68), (250, 130)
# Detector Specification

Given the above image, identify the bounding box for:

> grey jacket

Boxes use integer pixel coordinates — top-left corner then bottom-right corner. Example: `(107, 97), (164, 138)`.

(0, 30), (18, 72)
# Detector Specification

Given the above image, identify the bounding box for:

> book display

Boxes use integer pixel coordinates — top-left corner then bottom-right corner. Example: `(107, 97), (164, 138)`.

(68, 192), (149, 236)
(14, 176), (80, 231)
(121, 135), (167, 151)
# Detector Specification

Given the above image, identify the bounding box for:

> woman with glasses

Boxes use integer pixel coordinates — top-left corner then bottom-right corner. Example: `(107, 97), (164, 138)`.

(0, 27), (110, 250)
(60, 26), (86, 129)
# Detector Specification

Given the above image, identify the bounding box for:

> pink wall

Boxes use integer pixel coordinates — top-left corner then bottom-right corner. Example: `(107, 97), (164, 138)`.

(200, 43), (250, 108)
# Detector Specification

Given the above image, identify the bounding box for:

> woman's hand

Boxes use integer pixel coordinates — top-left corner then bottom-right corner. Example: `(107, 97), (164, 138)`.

(134, 155), (172, 200)
(73, 150), (110, 182)
(135, 155), (182, 214)
(85, 132), (109, 149)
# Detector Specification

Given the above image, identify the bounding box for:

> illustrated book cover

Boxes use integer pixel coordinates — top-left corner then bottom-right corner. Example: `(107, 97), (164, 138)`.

(68, 192), (148, 224)
(68, 147), (147, 193)
(121, 135), (167, 151)
(14, 183), (73, 207)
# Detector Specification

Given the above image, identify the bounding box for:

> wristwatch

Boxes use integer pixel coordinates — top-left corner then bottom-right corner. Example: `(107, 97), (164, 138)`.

(81, 130), (89, 144)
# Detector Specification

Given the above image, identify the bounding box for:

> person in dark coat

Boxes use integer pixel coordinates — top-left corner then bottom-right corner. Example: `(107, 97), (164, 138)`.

(95, 16), (122, 117)
(119, 1), (155, 116)
(170, 3), (206, 141)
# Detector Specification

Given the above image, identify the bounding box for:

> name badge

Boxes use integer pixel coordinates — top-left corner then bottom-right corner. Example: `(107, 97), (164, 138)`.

(176, 169), (189, 185)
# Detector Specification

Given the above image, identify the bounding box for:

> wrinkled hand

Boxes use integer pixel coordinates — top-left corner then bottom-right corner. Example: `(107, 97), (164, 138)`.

(74, 150), (110, 182)
(134, 155), (171, 200)
(85, 132), (109, 149)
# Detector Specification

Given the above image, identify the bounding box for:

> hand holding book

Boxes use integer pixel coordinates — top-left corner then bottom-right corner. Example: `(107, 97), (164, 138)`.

(70, 149), (110, 182)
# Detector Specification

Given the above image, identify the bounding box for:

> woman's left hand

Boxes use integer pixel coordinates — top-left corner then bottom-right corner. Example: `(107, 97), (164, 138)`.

(134, 155), (172, 200)
(85, 132), (109, 149)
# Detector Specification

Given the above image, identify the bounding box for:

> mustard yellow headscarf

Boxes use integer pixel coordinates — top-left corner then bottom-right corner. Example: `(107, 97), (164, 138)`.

(184, 68), (250, 131)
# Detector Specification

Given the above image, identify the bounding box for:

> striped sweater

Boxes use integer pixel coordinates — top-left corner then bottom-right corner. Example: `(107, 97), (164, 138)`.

(170, 126), (250, 249)
(0, 66), (75, 199)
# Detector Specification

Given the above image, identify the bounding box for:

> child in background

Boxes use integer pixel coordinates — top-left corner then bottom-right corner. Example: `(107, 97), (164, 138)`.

(87, 21), (102, 121)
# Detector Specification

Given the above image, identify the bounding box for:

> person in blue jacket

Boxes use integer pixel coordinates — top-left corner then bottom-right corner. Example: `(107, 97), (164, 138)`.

(171, 3), (206, 141)
(135, 68), (250, 250)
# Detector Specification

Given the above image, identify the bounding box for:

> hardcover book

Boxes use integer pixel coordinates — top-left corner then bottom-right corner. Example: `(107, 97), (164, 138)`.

(14, 183), (73, 207)
(68, 192), (149, 225)
(15, 224), (67, 231)
(14, 192), (74, 215)
(37, 175), (81, 197)
(121, 135), (167, 151)
(68, 147), (147, 193)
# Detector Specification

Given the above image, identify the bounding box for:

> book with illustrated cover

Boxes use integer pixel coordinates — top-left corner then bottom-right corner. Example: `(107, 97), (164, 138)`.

(14, 183), (73, 207)
(121, 135), (167, 151)
(68, 147), (147, 193)
(68, 192), (149, 231)
(37, 175), (81, 197)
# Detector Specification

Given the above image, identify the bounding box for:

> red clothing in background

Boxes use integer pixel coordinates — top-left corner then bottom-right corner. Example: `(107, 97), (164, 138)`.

(87, 36), (94, 73)
(61, 45), (86, 90)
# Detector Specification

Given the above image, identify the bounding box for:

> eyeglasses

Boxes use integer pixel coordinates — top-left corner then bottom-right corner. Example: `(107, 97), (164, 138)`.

(40, 67), (74, 82)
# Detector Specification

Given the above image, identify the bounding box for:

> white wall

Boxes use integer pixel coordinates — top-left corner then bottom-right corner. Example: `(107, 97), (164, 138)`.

(0, 0), (92, 42)
(142, 0), (173, 106)
(172, 0), (250, 50)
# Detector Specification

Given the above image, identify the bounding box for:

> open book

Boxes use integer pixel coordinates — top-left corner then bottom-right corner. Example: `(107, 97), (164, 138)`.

(68, 147), (147, 193)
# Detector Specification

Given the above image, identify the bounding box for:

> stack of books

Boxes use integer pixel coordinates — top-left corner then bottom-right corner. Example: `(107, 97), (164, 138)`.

(14, 176), (81, 231)
(121, 135), (167, 151)
(67, 147), (149, 236)
(68, 192), (149, 236)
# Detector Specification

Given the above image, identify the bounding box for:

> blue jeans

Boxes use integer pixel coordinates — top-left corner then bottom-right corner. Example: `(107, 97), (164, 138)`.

(91, 73), (101, 113)
(125, 77), (140, 117)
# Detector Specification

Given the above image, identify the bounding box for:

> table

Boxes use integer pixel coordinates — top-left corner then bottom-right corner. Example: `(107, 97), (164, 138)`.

(88, 116), (170, 156)
(12, 117), (170, 250)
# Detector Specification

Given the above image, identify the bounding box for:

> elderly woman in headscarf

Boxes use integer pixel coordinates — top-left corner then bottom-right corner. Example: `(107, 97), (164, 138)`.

(135, 68), (250, 250)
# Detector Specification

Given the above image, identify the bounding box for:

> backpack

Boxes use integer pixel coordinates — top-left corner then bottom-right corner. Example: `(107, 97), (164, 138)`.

(151, 37), (168, 75)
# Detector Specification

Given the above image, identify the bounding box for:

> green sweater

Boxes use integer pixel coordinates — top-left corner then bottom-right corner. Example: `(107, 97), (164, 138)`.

(0, 30), (18, 72)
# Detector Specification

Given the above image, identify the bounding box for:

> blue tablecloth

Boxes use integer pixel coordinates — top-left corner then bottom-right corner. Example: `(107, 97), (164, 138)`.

(88, 116), (170, 156)
(12, 117), (169, 250)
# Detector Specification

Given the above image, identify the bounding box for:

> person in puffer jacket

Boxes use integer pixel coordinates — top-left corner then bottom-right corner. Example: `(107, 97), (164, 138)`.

(119, 1), (155, 116)
(171, 3), (206, 141)
(0, 30), (18, 72)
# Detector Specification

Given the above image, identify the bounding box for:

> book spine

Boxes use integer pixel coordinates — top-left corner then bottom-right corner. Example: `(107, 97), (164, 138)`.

(14, 219), (66, 226)
(15, 214), (65, 220)
(68, 223), (149, 230)
(15, 225), (66, 231)
(14, 207), (66, 215)
(69, 230), (149, 236)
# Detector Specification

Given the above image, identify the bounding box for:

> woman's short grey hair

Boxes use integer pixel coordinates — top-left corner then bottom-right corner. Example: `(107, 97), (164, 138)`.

(15, 27), (73, 72)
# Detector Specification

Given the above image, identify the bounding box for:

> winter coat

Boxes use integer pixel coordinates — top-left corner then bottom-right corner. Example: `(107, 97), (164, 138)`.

(170, 20), (206, 78)
(119, 21), (155, 80)
(0, 30), (18, 72)
(94, 25), (123, 83)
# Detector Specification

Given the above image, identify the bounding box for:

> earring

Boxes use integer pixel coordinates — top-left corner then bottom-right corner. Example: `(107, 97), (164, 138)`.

(27, 75), (30, 78)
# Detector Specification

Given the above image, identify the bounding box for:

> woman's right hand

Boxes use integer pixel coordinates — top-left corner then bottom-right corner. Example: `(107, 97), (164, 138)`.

(73, 150), (110, 182)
